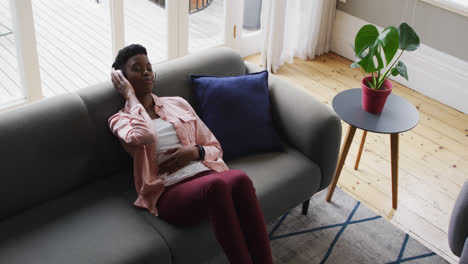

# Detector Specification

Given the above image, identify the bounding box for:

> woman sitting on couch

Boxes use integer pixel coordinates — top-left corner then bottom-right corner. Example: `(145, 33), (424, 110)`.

(108, 44), (273, 264)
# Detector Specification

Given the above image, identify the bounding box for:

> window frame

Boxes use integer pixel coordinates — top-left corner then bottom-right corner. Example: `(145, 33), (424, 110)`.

(2, 0), (263, 110)
(421, 0), (468, 18)
(3, 0), (43, 110)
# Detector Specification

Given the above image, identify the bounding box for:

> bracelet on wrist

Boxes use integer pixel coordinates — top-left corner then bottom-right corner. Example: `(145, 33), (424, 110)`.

(195, 145), (205, 161)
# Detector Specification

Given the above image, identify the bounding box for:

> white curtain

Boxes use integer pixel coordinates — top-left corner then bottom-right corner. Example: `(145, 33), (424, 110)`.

(261, 0), (337, 73)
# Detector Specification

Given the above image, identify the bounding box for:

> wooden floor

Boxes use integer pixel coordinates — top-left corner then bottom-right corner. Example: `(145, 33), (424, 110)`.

(0, 0), (224, 103)
(244, 53), (468, 264)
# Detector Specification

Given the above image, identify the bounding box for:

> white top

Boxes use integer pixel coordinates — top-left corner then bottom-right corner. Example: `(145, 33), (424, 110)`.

(152, 118), (210, 186)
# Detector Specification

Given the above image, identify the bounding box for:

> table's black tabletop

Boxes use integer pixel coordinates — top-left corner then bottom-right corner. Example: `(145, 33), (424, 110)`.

(332, 89), (419, 134)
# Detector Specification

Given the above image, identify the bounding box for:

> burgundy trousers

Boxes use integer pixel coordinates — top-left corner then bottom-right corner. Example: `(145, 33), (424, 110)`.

(156, 170), (273, 264)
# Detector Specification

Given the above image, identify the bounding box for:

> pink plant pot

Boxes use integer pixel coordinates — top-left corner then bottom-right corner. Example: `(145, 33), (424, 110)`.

(361, 77), (393, 114)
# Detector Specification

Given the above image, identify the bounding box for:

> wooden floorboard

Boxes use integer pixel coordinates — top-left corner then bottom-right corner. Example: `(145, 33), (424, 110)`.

(244, 52), (467, 264)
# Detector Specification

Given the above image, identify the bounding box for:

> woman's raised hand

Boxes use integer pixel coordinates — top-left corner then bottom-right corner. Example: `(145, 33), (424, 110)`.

(111, 68), (135, 99)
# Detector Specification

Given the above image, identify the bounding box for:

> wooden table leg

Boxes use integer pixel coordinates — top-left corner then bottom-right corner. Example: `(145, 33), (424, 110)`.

(354, 130), (367, 170)
(391, 133), (399, 209)
(326, 125), (357, 202)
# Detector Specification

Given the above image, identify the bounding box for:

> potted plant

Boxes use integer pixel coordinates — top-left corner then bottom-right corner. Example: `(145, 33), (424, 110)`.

(351, 22), (420, 114)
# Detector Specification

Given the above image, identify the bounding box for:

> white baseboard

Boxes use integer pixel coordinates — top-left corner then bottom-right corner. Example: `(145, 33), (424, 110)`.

(331, 10), (468, 114)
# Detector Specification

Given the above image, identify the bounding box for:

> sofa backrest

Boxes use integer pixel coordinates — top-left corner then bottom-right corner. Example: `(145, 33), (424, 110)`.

(152, 47), (247, 106)
(0, 94), (97, 220)
(76, 47), (247, 179)
(0, 47), (246, 220)
(77, 83), (132, 182)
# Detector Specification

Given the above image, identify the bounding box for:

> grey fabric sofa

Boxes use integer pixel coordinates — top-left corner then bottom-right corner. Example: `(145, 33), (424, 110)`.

(449, 180), (468, 264)
(0, 47), (341, 264)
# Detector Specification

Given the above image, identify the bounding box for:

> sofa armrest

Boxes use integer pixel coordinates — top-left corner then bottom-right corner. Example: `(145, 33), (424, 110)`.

(244, 62), (342, 190)
(460, 238), (468, 264)
(449, 180), (468, 258)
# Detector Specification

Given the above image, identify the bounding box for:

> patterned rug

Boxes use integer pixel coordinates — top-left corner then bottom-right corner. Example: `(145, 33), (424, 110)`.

(208, 187), (449, 264)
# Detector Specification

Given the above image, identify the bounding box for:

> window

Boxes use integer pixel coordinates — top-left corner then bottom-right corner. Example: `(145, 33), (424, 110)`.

(0, 0), (24, 105)
(188, 0), (225, 53)
(0, 0), (263, 110)
(125, 0), (168, 62)
(32, 0), (113, 97)
(421, 0), (468, 18)
(242, 0), (262, 36)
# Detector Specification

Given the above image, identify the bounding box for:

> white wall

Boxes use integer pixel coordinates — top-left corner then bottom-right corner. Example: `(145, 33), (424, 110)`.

(337, 0), (468, 63)
(331, 10), (468, 114)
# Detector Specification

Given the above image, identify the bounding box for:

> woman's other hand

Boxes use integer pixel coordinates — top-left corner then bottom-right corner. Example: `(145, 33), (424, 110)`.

(159, 146), (199, 175)
(111, 68), (135, 99)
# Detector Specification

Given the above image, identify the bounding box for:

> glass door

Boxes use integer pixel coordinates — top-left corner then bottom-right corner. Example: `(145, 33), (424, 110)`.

(185, 0), (263, 57)
(125, 0), (168, 63)
(187, 0), (226, 54)
(119, 0), (258, 60)
(229, 0), (264, 57)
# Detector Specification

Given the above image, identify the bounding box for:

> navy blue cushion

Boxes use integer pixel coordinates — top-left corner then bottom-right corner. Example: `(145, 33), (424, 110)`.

(191, 71), (284, 161)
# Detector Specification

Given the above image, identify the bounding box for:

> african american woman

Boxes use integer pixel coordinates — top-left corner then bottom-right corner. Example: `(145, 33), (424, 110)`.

(108, 44), (273, 264)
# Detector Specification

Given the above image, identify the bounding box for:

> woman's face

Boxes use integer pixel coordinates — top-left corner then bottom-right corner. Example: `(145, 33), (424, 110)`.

(124, 54), (154, 97)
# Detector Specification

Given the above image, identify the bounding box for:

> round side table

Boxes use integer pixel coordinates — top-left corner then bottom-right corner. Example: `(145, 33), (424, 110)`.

(326, 88), (419, 209)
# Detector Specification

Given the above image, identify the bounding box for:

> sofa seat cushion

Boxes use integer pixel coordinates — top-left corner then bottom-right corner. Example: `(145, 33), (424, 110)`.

(132, 146), (321, 264)
(0, 174), (171, 264)
(227, 145), (322, 221)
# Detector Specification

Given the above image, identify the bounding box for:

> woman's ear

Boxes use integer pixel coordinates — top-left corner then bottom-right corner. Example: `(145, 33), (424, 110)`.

(120, 68), (127, 78)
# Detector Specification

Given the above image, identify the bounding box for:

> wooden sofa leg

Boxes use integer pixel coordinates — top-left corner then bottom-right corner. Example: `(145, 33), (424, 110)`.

(302, 199), (310, 215)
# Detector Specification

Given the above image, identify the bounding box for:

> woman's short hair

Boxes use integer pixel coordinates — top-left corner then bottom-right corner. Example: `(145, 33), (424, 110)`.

(112, 44), (147, 76)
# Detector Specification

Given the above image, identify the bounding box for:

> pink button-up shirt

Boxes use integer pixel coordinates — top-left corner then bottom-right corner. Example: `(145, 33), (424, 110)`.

(108, 94), (228, 216)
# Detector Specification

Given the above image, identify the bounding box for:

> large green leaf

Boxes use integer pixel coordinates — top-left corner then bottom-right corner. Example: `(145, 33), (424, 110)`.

(376, 26), (399, 65)
(398, 22), (420, 51)
(396, 60), (408, 80)
(390, 61), (408, 80)
(354, 24), (379, 57)
(353, 25), (399, 73)
(358, 48), (382, 73)
(353, 26), (380, 72)
(351, 61), (361, 69)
